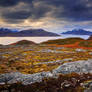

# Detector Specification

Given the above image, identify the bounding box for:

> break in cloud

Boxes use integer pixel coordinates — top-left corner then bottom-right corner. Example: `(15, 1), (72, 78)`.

(0, 0), (92, 33)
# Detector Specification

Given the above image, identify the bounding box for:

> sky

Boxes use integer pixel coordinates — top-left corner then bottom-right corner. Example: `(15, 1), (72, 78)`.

(0, 0), (92, 33)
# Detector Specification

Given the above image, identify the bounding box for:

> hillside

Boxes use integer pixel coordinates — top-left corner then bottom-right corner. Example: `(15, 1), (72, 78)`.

(42, 37), (84, 45)
(0, 39), (92, 92)
(11, 40), (36, 46)
(78, 36), (92, 47)
(62, 29), (92, 35)
(0, 28), (60, 37)
(41, 36), (92, 49)
(87, 35), (92, 40)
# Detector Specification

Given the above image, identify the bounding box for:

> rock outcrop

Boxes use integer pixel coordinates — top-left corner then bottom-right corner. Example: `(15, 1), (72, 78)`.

(0, 59), (92, 85)
(53, 59), (92, 74)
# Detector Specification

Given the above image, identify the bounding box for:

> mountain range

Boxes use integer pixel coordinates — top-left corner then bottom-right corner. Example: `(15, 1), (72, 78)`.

(0, 28), (60, 37)
(62, 29), (92, 35)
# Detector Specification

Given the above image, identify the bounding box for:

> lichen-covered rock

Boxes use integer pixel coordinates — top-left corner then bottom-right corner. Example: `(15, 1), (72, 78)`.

(0, 59), (92, 85)
(0, 72), (54, 85)
(53, 59), (92, 74)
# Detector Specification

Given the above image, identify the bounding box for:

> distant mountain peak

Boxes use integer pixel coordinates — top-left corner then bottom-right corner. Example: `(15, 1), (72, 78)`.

(62, 29), (92, 35)
(72, 29), (88, 32)
(0, 28), (60, 37)
(72, 29), (84, 31)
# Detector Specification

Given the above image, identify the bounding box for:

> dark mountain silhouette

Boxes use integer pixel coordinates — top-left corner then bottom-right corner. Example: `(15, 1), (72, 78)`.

(62, 29), (92, 35)
(15, 29), (60, 36)
(0, 28), (60, 37)
(0, 28), (13, 36)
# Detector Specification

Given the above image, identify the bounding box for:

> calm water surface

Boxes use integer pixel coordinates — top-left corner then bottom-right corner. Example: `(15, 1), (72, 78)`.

(0, 35), (90, 45)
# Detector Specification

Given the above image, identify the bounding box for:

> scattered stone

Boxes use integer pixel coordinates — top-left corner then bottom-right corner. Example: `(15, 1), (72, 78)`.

(75, 49), (86, 52)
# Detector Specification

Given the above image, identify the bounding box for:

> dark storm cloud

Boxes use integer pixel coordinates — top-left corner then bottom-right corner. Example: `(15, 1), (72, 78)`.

(0, 0), (34, 7)
(0, 0), (19, 7)
(1, 0), (92, 23)
(58, 1), (92, 21)
(3, 11), (31, 20)
(2, 11), (31, 23)
(45, 0), (92, 21)
(1, 0), (52, 23)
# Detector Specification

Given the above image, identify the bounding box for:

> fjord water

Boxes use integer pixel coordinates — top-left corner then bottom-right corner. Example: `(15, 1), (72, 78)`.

(0, 34), (90, 45)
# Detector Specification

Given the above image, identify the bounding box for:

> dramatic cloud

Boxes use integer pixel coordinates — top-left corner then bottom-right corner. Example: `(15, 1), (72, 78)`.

(0, 0), (34, 7)
(0, 0), (92, 32)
